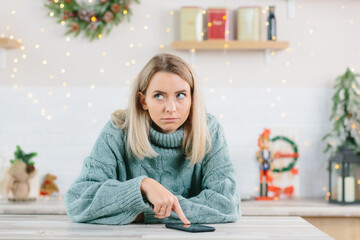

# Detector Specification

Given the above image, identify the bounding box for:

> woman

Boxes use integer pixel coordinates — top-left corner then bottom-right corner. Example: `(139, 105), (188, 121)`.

(65, 53), (241, 225)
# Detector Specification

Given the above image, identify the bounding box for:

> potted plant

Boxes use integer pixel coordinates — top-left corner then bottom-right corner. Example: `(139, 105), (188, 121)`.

(322, 68), (360, 203)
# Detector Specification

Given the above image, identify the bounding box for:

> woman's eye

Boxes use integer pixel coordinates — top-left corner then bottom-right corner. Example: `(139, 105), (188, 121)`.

(154, 94), (163, 99)
(177, 93), (185, 99)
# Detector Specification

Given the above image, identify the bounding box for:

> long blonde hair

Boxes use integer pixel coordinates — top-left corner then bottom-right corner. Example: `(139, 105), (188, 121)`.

(111, 53), (211, 165)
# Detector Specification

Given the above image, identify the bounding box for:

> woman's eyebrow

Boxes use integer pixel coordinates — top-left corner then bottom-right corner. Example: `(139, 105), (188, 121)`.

(152, 89), (188, 94)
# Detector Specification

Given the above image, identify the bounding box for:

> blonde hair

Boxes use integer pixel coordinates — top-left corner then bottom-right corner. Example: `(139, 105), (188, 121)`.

(111, 53), (211, 165)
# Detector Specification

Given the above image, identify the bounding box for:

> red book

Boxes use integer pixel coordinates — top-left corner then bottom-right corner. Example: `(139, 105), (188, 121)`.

(207, 8), (230, 40)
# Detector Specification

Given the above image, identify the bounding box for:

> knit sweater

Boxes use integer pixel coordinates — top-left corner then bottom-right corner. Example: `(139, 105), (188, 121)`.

(64, 113), (241, 225)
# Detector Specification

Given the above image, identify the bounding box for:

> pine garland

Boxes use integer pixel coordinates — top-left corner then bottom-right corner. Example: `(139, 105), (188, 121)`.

(44, 0), (140, 41)
(322, 68), (360, 157)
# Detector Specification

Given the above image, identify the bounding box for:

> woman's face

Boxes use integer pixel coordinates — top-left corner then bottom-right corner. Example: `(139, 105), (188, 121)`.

(139, 71), (192, 134)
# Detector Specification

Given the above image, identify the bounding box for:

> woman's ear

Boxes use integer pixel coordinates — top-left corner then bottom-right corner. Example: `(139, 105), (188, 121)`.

(137, 92), (148, 110)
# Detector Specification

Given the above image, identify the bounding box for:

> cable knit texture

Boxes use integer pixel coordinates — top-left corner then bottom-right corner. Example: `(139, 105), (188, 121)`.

(65, 113), (241, 225)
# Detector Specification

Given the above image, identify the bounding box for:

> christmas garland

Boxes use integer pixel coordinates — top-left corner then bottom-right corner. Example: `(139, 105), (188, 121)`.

(270, 136), (298, 173)
(45, 0), (140, 41)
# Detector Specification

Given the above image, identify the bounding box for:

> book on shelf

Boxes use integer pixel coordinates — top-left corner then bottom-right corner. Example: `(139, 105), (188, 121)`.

(237, 6), (262, 41)
(207, 8), (230, 40)
(180, 7), (203, 41)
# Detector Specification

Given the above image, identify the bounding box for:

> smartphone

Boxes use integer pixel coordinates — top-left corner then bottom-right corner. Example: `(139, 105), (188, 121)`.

(165, 223), (215, 233)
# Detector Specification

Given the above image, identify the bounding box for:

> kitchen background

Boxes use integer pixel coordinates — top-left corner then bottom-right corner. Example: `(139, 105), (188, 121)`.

(0, 0), (359, 199)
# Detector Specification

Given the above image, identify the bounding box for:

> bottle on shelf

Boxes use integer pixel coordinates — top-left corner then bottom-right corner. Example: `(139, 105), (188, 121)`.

(267, 6), (276, 41)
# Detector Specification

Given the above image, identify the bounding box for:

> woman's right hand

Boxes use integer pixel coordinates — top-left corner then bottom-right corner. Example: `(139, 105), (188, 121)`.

(140, 178), (190, 225)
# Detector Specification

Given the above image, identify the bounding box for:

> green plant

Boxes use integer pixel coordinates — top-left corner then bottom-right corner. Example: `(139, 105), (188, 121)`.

(322, 68), (360, 157)
(10, 145), (37, 166)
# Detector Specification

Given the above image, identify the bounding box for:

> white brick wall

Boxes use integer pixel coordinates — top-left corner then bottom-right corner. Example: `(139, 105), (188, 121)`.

(0, 86), (333, 199)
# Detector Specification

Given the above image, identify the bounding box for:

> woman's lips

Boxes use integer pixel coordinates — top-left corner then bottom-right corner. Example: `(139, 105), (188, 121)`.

(162, 118), (178, 122)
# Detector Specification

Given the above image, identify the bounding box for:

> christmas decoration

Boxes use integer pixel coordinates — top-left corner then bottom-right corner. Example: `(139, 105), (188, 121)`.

(40, 173), (59, 196)
(256, 129), (299, 200)
(44, 0), (140, 41)
(7, 146), (38, 201)
(322, 68), (360, 158)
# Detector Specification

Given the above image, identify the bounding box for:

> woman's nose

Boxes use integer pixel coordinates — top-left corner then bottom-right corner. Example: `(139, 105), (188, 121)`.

(165, 98), (176, 112)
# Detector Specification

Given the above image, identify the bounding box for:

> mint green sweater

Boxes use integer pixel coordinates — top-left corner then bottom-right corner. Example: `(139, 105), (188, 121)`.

(65, 113), (241, 225)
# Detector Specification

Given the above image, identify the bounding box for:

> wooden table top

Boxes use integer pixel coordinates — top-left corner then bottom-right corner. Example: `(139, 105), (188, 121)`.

(0, 215), (333, 240)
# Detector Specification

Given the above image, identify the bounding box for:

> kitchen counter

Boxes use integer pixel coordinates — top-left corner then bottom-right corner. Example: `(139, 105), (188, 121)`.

(0, 215), (333, 240)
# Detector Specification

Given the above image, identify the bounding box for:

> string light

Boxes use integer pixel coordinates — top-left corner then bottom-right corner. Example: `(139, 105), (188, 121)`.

(280, 113), (286, 118)
(90, 84), (95, 89)
(88, 102), (93, 107)
(63, 105), (68, 110)
(335, 164), (340, 169)
(92, 119), (97, 123)
(99, 68), (104, 73)
(66, 93), (71, 98)
(159, 44), (164, 49)
(66, 37), (70, 41)
(49, 12), (54, 17)
(102, 51), (106, 56)
(202, 10), (206, 15)
(125, 62), (130, 66)
(137, 42), (142, 47)
(42, 60), (47, 65)
(22, 54), (26, 59)
(210, 88), (214, 93)
(144, 25), (148, 30)
(126, 80), (130, 85)
(98, 34), (102, 39)
(61, 68), (66, 73)
(228, 78), (233, 83)
(48, 92), (53, 96)
(13, 58), (18, 63)
(20, 45), (25, 50)
(35, 44), (40, 49)
(219, 114), (224, 119)
(129, 43), (134, 48)
(166, 28), (171, 32)
(49, 75), (54, 79)
(66, 52), (70, 56)
(170, 11), (174, 15)
(62, 82), (67, 87)
(11, 10), (16, 15)
(131, 60), (136, 64)
(40, 28), (45, 32)
(146, 14), (150, 18)
(123, 10), (128, 15)
(130, 26), (134, 31)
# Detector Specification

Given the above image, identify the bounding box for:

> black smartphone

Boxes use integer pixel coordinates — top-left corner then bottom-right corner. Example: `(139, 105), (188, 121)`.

(165, 223), (215, 233)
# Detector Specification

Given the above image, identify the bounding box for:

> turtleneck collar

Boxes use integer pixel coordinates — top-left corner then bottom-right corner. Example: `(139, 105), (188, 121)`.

(149, 125), (184, 148)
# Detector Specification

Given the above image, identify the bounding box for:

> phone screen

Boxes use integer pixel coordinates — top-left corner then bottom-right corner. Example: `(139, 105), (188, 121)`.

(165, 223), (215, 233)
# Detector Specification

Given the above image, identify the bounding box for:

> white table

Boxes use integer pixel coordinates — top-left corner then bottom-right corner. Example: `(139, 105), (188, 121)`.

(0, 215), (333, 240)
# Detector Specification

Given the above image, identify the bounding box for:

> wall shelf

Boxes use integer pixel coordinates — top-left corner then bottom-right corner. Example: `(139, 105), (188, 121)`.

(172, 40), (289, 51)
(172, 40), (290, 64)
(0, 38), (21, 69)
(0, 38), (21, 49)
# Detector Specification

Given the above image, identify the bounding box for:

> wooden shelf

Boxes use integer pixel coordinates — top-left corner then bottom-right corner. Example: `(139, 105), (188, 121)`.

(0, 38), (21, 49)
(172, 40), (289, 50)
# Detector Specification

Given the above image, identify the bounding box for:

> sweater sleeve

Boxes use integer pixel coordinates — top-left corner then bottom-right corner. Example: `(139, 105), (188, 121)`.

(64, 130), (151, 225)
(144, 116), (241, 224)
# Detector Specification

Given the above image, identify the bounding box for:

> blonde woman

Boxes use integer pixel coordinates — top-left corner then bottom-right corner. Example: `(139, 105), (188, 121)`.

(65, 53), (241, 225)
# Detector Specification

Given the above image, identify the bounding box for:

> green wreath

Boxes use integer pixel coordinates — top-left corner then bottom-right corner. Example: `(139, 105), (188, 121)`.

(270, 136), (299, 173)
(45, 0), (140, 41)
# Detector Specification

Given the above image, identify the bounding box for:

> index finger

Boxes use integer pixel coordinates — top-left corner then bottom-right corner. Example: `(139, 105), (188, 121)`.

(172, 200), (190, 225)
